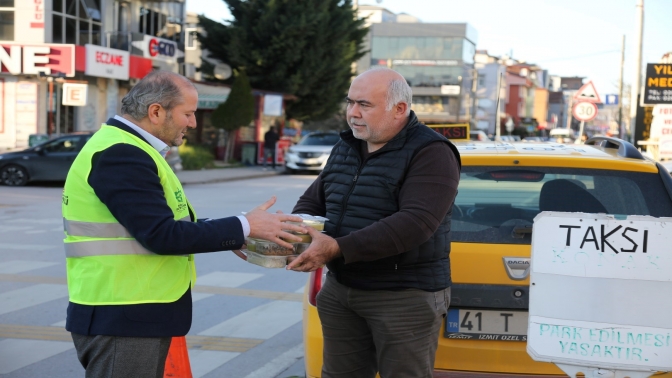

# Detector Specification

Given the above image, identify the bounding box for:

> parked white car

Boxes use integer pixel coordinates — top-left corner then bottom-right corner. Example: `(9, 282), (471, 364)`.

(284, 132), (340, 174)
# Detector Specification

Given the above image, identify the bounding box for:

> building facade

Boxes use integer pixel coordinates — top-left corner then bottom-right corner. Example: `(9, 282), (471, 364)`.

(0, 0), (187, 149)
(355, 6), (478, 126)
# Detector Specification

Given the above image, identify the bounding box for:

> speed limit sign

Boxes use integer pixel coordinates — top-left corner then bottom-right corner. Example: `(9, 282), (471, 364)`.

(572, 101), (598, 121)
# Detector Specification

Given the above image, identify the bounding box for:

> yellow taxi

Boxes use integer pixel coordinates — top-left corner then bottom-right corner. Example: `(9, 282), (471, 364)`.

(302, 137), (672, 378)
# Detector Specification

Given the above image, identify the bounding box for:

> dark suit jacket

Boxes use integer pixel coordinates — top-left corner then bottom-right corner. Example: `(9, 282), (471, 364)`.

(66, 117), (245, 337)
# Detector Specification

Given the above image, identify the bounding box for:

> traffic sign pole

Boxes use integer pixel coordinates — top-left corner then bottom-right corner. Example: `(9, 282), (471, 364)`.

(576, 121), (585, 144)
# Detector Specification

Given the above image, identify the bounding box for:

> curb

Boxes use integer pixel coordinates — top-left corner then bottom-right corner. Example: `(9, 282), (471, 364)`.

(178, 171), (285, 186)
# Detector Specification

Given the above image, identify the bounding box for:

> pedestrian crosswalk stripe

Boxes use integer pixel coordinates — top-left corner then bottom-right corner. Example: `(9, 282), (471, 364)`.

(192, 292), (214, 303)
(0, 284), (68, 316)
(0, 227), (34, 233)
(199, 300), (302, 339)
(193, 285), (302, 302)
(242, 343), (304, 378)
(0, 273), (303, 302)
(0, 339), (73, 374)
(0, 324), (263, 353)
(0, 260), (59, 274)
(14, 218), (62, 225)
(196, 271), (263, 288)
(0, 243), (57, 251)
(190, 350), (239, 378)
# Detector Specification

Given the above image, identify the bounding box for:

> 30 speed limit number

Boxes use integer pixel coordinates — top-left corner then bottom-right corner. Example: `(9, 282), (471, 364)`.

(572, 101), (598, 121)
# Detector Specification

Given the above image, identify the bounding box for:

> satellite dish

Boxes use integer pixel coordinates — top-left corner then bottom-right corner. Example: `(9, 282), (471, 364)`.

(213, 63), (232, 80)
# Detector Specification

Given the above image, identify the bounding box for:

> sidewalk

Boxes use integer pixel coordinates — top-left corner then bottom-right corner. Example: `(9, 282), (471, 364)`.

(175, 164), (284, 185)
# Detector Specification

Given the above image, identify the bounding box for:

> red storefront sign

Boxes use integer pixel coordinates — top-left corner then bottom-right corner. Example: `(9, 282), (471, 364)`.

(0, 43), (75, 77)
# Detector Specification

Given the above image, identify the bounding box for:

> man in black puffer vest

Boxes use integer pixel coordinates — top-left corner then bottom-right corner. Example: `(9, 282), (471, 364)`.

(287, 67), (461, 378)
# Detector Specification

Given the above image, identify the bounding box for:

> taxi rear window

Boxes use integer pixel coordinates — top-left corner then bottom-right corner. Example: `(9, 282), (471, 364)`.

(451, 167), (672, 244)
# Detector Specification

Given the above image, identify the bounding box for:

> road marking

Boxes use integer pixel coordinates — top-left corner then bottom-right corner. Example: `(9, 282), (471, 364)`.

(14, 218), (62, 225)
(0, 274), (303, 302)
(0, 260), (59, 274)
(24, 230), (47, 234)
(196, 271), (263, 287)
(190, 350), (239, 378)
(192, 292), (214, 303)
(0, 243), (57, 251)
(199, 300), (302, 339)
(242, 343), (304, 378)
(0, 324), (263, 353)
(0, 284), (68, 316)
(0, 339), (73, 374)
(51, 320), (67, 327)
(0, 226), (34, 233)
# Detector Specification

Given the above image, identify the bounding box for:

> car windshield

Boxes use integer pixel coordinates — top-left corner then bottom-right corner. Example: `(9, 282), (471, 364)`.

(451, 166), (672, 245)
(298, 134), (340, 146)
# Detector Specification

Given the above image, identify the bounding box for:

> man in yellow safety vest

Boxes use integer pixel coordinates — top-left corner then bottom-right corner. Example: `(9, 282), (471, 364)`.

(62, 71), (306, 377)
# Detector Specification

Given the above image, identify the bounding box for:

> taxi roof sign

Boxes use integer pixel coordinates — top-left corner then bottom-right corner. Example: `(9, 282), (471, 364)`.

(573, 81), (602, 103)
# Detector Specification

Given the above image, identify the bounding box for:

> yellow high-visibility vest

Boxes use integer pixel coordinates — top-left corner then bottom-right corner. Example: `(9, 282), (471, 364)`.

(63, 125), (196, 305)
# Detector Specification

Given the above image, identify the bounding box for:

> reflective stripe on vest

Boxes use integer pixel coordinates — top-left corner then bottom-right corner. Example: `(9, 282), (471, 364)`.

(63, 216), (191, 257)
(63, 216), (190, 238)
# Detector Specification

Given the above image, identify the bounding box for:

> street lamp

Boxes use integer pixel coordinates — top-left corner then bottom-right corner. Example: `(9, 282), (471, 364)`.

(38, 72), (67, 136)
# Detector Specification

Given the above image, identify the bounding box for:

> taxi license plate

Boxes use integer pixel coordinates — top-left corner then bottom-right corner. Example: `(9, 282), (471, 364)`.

(445, 309), (528, 341)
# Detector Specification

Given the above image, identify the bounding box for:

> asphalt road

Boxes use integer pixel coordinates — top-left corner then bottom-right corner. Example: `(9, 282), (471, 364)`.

(0, 174), (319, 378)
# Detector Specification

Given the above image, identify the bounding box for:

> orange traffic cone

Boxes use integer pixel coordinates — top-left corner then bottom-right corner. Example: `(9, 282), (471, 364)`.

(164, 336), (193, 378)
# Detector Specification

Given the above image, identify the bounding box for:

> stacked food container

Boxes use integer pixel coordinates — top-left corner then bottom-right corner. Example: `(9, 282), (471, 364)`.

(243, 214), (327, 268)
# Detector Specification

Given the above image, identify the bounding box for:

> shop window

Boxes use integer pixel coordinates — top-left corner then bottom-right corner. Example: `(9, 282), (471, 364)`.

(53, 0), (102, 45)
(65, 17), (77, 44)
(65, 0), (77, 16)
(53, 0), (63, 13)
(139, 4), (181, 41)
(79, 20), (90, 45)
(186, 27), (198, 50)
(52, 15), (63, 43)
(0, 11), (13, 41)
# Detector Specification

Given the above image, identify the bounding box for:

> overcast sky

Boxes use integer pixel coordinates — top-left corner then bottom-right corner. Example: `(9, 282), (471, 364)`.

(187, 0), (671, 99)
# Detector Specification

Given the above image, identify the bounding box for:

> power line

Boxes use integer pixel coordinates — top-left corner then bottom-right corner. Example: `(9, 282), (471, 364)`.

(537, 49), (621, 63)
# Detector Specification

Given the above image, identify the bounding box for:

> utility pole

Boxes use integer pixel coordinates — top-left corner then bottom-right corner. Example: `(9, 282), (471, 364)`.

(566, 93), (573, 129)
(455, 75), (463, 123)
(495, 69), (503, 140)
(629, 0), (644, 143)
(618, 34), (625, 138)
(470, 68), (478, 132)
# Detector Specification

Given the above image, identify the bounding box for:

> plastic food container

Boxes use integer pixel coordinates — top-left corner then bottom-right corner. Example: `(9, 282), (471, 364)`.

(244, 251), (296, 268)
(245, 238), (310, 256)
(282, 233), (312, 243)
(285, 214), (328, 231)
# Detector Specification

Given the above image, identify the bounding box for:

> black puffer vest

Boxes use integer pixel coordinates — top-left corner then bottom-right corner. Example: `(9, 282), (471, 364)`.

(322, 112), (460, 291)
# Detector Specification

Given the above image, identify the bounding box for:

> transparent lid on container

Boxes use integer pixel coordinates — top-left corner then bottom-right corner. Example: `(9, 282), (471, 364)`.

(245, 238), (309, 256)
(285, 214), (328, 230)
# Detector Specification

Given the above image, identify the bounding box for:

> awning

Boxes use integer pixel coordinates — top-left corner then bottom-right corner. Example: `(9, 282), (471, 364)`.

(193, 82), (231, 110)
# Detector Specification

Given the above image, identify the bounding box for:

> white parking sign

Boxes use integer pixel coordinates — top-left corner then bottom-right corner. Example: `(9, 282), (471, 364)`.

(527, 212), (672, 376)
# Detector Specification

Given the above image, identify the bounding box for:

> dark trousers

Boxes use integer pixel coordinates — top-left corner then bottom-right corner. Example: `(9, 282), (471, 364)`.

(71, 333), (171, 378)
(316, 275), (450, 378)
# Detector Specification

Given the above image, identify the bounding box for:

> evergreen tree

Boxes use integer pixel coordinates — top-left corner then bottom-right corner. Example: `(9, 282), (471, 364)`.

(211, 70), (255, 162)
(198, 0), (368, 121)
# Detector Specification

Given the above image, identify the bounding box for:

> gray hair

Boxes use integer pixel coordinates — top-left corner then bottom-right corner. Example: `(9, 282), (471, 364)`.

(367, 67), (413, 115)
(121, 71), (195, 120)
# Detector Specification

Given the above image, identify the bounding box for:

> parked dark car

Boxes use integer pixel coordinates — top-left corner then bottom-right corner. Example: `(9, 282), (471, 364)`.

(0, 133), (93, 186)
(0, 132), (185, 186)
